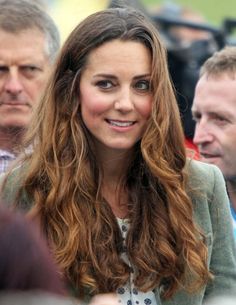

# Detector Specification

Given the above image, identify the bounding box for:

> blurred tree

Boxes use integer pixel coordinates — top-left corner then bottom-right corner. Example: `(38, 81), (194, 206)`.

(48, 0), (107, 42)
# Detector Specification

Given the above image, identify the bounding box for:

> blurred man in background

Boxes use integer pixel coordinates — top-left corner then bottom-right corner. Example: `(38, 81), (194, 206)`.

(0, 0), (60, 173)
(192, 46), (236, 238)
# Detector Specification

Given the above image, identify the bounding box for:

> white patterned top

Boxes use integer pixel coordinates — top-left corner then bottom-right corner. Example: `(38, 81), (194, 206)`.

(116, 218), (158, 305)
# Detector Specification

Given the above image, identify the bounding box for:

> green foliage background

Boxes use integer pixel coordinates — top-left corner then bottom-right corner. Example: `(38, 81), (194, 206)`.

(142, 0), (236, 26)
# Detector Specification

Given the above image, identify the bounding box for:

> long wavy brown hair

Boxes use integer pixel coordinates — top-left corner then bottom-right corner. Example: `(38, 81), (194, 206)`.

(4, 7), (212, 299)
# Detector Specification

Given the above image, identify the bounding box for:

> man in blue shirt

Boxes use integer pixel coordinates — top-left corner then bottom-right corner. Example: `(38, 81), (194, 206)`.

(0, 0), (60, 173)
(192, 46), (236, 239)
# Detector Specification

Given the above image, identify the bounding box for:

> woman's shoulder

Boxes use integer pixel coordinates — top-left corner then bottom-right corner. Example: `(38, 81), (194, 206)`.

(185, 159), (228, 211)
(0, 164), (30, 210)
(186, 158), (223, 177)
(185, 159), (225, 189)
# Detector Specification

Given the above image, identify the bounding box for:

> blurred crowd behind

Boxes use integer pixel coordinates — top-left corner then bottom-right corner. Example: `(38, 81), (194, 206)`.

(40, 0), (235, 42)
(0, 0), (236, 304)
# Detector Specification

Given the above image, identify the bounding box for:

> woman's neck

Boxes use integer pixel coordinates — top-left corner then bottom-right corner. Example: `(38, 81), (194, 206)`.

(96, 145), (133, 178)
(93, 143), (135, 218)
(102, 181), (129, 219)
(99, 152), (132, 219)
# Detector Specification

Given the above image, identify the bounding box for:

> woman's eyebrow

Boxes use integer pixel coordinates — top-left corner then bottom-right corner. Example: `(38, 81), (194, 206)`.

(133, 74), (151, 80)
(93, 74), (117, 79)
(93, 73), (151, 80)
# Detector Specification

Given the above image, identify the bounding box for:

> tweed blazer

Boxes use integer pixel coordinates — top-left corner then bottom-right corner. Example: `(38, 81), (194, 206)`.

(1, 159), (236, 305)
(158, 160), (236, 304)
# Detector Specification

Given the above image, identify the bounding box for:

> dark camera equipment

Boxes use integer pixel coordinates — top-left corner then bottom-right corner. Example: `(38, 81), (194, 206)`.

(108, 0), (236, 139)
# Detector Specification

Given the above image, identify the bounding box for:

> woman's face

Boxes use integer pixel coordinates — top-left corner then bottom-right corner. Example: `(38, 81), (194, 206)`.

(79, 39), (152, 155)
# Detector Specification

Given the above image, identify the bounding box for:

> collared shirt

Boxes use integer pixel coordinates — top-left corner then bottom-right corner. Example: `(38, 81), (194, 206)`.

(0, 149), (15, 174)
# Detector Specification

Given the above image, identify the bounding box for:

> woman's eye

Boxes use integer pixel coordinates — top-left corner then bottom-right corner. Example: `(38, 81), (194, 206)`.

(96, 80), (113, 89)
(135, 80), (150, 91)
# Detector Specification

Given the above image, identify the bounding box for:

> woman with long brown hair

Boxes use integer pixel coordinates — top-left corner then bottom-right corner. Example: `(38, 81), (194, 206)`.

(1, 7), (236, 305)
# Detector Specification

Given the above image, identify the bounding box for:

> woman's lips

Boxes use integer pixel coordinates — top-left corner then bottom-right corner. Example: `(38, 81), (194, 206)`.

(105, 119), (136, 127)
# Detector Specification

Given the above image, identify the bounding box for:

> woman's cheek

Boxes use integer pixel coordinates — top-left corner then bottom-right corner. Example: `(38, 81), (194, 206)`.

(138, 96), (153, 118)
(80, 90), (111, 114)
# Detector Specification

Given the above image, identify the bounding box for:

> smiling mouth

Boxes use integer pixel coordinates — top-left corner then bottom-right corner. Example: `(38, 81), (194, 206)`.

(106, 119), (136, 127)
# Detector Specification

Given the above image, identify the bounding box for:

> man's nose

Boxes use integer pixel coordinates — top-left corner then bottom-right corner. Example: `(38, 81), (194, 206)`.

(114, 87), (134, 112)
(4, 69), (23, 95)
(193, 122), (214, 146)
